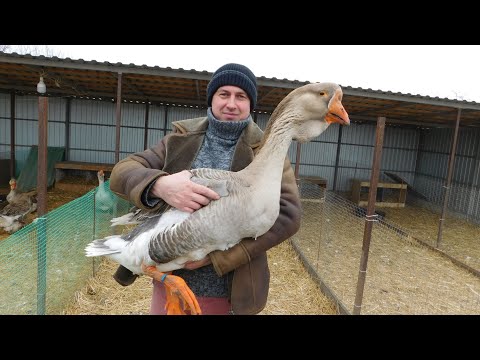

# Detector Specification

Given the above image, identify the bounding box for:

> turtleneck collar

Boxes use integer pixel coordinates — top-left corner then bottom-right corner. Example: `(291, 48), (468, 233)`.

(206, 108), (252, 140)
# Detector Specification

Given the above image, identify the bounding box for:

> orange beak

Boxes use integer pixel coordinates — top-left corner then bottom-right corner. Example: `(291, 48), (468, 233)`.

(326, 88), (350, 126)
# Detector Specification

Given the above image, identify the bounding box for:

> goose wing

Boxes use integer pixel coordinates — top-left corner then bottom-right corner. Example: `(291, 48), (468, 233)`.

(189, 167), (249, 197)
(110, 167), (246, 227)
(1, 200), (34, 218)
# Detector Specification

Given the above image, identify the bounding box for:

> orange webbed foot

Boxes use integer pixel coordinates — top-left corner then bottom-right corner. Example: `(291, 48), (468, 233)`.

(142, 264), (202, 315)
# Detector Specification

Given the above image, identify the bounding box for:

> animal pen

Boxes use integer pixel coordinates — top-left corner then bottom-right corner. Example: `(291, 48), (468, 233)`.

(0, 182), (132, 314)
(1, 52), (480, 314)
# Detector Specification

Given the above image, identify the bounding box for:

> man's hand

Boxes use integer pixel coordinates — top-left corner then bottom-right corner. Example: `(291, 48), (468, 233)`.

(183, 256), (212, 270)
(151, 170), (220, 213)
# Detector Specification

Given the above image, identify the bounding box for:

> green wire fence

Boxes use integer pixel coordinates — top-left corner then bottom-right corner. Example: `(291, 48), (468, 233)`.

(0, 180), (131, 315)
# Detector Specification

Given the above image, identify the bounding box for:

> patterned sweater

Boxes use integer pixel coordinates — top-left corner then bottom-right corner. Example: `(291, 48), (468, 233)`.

(173, 108), (251, 297)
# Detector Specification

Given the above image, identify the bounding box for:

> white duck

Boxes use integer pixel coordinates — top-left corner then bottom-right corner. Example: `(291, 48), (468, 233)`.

(85, 82), (350, 315)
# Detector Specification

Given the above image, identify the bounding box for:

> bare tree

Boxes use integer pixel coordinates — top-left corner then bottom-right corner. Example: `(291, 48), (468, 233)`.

(1, 45), (63, 58)
(452, 90), (465, 101)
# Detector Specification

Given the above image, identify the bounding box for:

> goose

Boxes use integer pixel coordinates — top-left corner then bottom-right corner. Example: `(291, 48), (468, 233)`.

(6, 178), (37, 205)
(0, 213), (26, 233)
(0, 200), (37, 233)
(0, 179), (37, 233)
(85, 82), (350, 315)
(95, 170), (117, 214)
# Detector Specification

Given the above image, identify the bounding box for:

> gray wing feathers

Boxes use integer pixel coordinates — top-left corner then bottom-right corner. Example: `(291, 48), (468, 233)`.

(190, 176), (229, 197)
(190, 168), (250, 197)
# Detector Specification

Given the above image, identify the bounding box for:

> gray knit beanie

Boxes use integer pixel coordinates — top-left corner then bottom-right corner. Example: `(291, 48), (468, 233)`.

(207, 63), (257, 112)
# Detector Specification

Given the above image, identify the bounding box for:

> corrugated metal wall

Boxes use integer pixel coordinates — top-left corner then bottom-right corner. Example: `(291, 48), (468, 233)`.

(0, 93), (68, 169)
(0, 93), (10, 157)
(415, 126), (480, 220)
(1, 93), (479, 220)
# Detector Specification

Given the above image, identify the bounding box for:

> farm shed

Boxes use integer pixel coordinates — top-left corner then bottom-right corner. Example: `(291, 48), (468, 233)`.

(1, 51), (480, 314)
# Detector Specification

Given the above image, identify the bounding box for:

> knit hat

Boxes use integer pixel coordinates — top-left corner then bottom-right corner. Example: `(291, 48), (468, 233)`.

(207, 63), (257, 112)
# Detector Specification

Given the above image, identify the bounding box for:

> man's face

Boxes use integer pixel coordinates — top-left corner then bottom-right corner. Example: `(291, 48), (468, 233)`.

(211, 85), (251, 121)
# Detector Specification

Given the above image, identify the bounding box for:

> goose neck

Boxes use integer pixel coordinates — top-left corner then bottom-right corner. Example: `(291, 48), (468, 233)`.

(246, 115), (295, 174)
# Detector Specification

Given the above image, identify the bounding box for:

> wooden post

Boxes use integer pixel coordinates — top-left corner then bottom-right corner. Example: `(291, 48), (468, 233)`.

(353, 116), (386, 315)
(294, 142), (301, 185)
(37, 95), (48, 216)
(115, 72), (122, 164)
(10, 92), (16, 178)
(36, 92), (48, 315)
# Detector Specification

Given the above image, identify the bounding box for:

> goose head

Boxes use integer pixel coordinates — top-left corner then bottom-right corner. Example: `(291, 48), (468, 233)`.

(270, 82), (350, 143)
(9, 178), (17, 191)
(97, 170), (105, 184)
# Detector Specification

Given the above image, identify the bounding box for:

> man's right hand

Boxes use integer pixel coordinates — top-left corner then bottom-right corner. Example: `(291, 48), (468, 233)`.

(150, 170), (220, 213)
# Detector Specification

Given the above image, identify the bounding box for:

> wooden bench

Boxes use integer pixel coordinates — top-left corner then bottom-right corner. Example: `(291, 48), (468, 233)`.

(55, 161), (115, 172)
(54, 161), (115, 186)
(351, 179), (407, 208)
(300, 176), (327, 189)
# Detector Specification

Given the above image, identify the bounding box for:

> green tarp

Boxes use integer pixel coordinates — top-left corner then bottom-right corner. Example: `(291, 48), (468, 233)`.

(16, 146), (65, 192)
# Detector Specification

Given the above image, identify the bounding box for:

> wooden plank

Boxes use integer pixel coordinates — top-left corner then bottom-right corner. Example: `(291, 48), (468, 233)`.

(351, 179), (361, 205)
(351, 178), (408, 208)
(398, 187), (407, 204)
(300, 198), (324, 203)
(384, 171), (428, 200)
(358, 200), (405, 208)
(54, 161), (114, 172)
(301, 176), (327, 188)
(358, 181), (407, 189)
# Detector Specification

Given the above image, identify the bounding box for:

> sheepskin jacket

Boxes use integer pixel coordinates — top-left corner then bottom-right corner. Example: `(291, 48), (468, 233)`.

(110, 116), (302, 315)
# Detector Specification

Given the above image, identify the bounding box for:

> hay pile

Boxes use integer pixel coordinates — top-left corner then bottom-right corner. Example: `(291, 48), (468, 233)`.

(261, 240), (339, 315)
(382, 205), (480, 272)
(294, 195), (480, 314)
(63, 240), (339, 315)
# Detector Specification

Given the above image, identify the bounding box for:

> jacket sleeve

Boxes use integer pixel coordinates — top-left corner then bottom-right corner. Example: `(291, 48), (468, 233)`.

(109, 137), (170, 211)
(209, 158), (302, 276)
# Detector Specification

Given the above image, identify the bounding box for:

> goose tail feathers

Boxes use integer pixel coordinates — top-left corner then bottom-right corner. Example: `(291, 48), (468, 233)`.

(85, 236), (124, 257)
(110, 208), (142, 227)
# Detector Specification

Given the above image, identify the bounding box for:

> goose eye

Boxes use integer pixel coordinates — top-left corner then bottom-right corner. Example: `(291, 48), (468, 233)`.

(319, 91), (326, 96)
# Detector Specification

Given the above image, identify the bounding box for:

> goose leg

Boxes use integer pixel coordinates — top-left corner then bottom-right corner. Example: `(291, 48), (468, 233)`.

(141, 264), (202, 315)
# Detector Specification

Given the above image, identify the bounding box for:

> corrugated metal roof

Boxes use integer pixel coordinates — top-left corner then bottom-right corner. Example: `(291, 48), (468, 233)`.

(1, 51), (480, 128)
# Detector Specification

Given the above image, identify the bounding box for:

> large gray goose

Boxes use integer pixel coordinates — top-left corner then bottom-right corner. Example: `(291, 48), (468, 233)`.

(85, 82), (350, 314)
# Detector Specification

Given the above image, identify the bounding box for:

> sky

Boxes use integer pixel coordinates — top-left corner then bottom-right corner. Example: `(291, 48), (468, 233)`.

(43, 45), (480, 103)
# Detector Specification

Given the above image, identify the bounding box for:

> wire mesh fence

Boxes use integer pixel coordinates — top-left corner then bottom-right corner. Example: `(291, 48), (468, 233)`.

(0, 181), (131, 314)
(292, 179), (480, 314)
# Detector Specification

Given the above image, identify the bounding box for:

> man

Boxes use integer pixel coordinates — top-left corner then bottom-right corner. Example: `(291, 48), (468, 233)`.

(109, 63), (302, 314)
